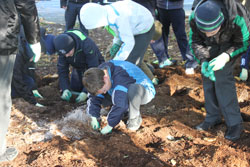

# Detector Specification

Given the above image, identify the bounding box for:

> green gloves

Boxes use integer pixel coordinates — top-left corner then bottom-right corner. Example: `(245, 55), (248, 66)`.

(61, 89), (72, 102)
(75, 92), (88, 103)
(208, 52), (230, 71)
(35, 103), (44, 107)
(101, 125), (113, 135)
(91, 117), (113, 134)
(29, 42), (41, 63)
(32, 90), (43, 99)
(110, 44), (120, 58)
(240, 68), (248, 81)
(201, 61), (216, 81)
(152, 77), (158, 85)
(91, 116), (100, 130)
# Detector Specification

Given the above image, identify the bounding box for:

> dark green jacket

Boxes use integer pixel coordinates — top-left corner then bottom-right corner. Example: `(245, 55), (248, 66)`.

(189, 0), (250, 63)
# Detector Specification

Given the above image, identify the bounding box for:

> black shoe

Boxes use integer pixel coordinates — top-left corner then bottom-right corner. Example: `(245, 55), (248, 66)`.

(195, 120), (222, 131)
(225, 124), (243, 141)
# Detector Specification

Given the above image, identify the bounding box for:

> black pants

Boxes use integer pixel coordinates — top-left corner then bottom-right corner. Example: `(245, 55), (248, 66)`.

(65, 2), (88, 34)
(203, 59), (242, 127)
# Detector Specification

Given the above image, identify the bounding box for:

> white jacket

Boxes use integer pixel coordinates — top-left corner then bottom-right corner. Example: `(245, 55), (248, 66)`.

(105, 0), (154, 60)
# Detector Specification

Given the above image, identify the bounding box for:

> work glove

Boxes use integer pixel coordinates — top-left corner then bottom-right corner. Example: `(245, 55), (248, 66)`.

(29, 42), (41, 63)
(32, 90), (43, 99)
(110, 44), (120, 58)
(201, 61), (216, 81)
(100, 125), (113, 135)
(75, 92), (88, 103)
(61, 89), (72, 102)
(240, 68), (248, 81)
(201, 61), (210, 77)
(91, 116), (100, 130)
(208, 52), (230, 71)
(35, 103), (44, 107)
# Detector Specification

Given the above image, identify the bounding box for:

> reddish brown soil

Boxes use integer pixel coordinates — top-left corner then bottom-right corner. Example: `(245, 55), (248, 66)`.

(1, 22), (249, 167)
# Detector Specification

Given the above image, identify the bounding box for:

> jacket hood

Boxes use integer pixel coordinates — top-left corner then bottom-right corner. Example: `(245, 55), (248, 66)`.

(80, 3), (108, 29)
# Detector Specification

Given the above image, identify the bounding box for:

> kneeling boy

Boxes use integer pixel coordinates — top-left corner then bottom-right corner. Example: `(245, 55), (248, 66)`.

(83, 60), (156, 134)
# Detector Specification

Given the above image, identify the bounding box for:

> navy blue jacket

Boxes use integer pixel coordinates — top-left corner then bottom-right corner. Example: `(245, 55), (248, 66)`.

(57, 30), (104, 92)
(87, 60), (156, 127)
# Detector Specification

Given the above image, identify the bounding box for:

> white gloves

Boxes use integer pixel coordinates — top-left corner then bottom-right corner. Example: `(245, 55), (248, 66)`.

(240, 68), (248, 81)
(29, 42), (41, 63)
(208, 52), (230, 71)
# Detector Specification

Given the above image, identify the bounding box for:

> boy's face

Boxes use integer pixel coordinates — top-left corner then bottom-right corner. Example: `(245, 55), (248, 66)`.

(65, 48), (75, 57)
(96, 75), (111, 95)
(201, 26), (221, 37)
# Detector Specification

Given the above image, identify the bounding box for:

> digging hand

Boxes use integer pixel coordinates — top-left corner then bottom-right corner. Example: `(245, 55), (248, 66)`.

(32, 90), (43, 99)
(101, 125), (113, 135)
(75, 92), (87, 103)
(61, 89), (72, 102)
(91, 116), (100, 130)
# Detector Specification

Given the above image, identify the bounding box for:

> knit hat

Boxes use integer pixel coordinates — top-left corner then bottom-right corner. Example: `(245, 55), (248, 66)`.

(80, 3), (108, 30)
(195, 0), (224, 32)
(53, 34), (75, 55)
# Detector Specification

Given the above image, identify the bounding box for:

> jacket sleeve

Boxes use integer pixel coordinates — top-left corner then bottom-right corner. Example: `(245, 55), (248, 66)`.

(107, 89), (129, 127)
(224, 18), (250, 58)
(113, 16), (135, 61)
(57, 55), (71, 91)
(12, 54), (37, 105)
(86, 94), (104, 118)
(189, 13), (210, 64)
(15, 0), (40, 44)
(82, 38), (102, 68)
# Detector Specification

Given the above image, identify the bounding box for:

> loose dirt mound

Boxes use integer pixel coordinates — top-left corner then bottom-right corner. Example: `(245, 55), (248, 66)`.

(1, 23), (249, 167)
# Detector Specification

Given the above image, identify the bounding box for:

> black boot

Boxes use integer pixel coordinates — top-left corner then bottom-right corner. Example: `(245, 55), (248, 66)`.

(225, 124), (243, 141)
(195, 120), (222, 131)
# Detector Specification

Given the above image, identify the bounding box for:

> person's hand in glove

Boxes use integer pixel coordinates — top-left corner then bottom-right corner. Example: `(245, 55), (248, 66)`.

(75, 92), (87, 103)
(201, 61), (210, 77)
(61, 89), (72, 102)
(32, 90), (43, 99)
(101, 125), (113, 135)
(91, 116), (100, 130)
(35, 103), (44, 107)
(240, 68), (248, 81)
(29, 42), (41, 63)
(201, 61), (216, 81)
(110, 44), (120, 58)
(208, 52), (230, 71)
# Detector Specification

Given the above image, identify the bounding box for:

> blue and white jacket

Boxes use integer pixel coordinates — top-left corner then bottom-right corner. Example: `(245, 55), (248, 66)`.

(87, 60), (156, 127)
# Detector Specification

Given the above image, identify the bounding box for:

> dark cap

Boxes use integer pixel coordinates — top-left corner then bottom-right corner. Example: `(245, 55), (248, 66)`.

(53, 34), (75, 55)
(195, 0), (224, 32)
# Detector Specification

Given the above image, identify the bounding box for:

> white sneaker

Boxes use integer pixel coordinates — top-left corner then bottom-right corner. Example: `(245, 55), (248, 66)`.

(185, 68), (195, 75)
(0, 147), (18, 162)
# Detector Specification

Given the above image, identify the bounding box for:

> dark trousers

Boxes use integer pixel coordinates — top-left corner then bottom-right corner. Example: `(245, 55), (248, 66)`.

(158, 8), (188, 60)
(203, 59), (242, 127)
(70, 68), (85, 93)
(126, 25), (155, 79)
(11, 75), (35, 97)
(0, 54), (16, 154)
(65, 2), (88, 35)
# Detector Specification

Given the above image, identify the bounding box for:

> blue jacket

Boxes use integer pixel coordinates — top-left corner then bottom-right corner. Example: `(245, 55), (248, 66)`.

(57, 30), (104, 92)
(156, 0), (184, 10)
(87, 60), (156, 127)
